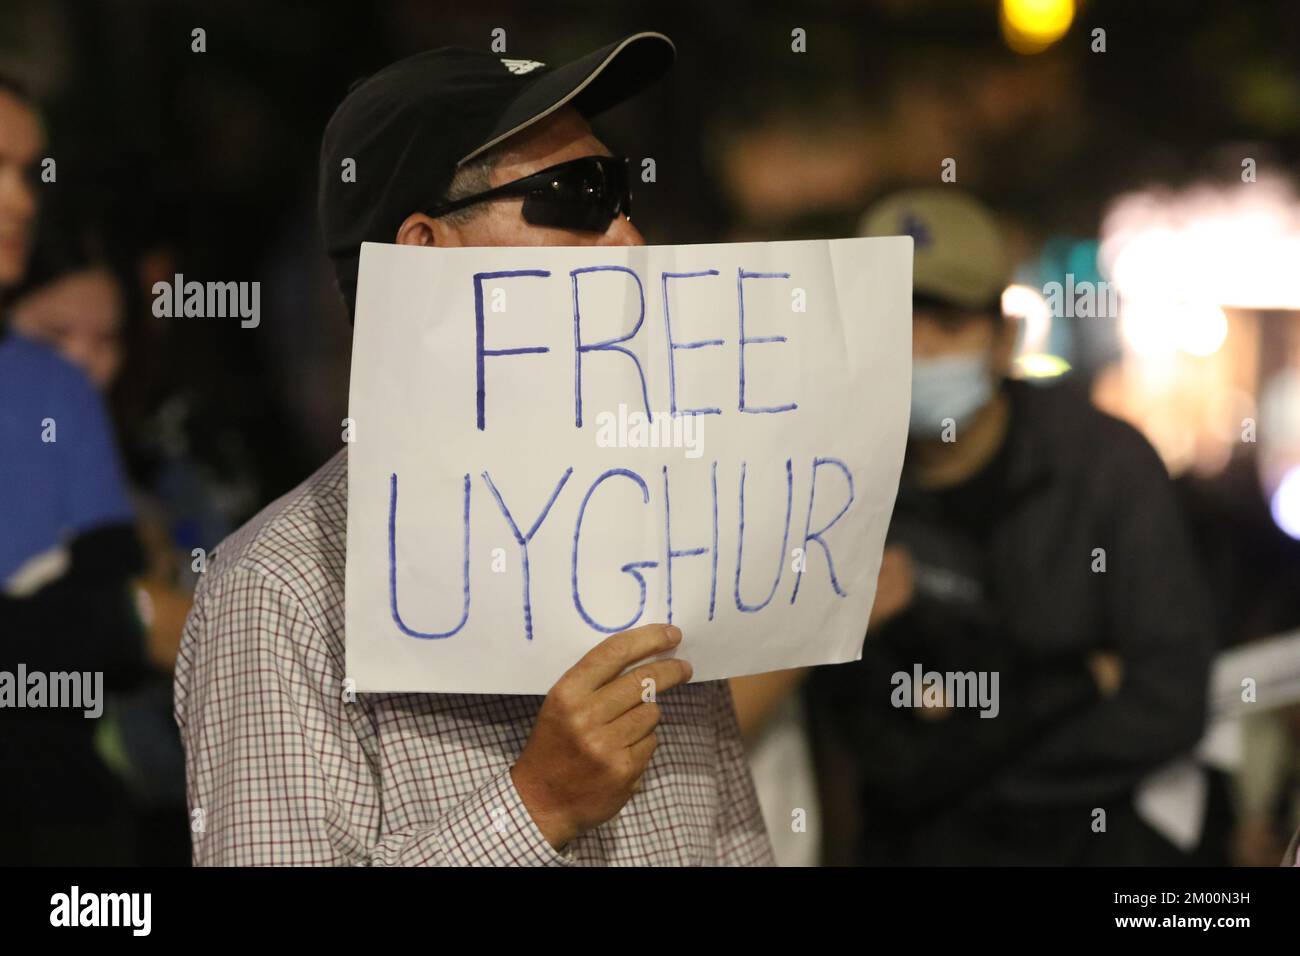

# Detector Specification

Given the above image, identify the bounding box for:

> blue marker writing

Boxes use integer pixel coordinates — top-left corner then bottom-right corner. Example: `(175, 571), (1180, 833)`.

(791, 457), (855, 603)
(482, 467), (573, 641)
(388, 472), (471, 639)
(474, 269), (551, 431)
(734, 458), (794, 612)
(571, 266), (650, 427)
(662, 463), (716, 625)
(661, 270), (723, 417)
(572, 468), (656, 633)
(737, 268), (797, 415)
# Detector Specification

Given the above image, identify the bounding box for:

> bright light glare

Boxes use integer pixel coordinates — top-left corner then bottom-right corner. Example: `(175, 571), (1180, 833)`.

(1271, 466), (1300, 540)
(1119, 299), (1180, 357)
(1100, 177), (1300, 310)
(1014, 353), (1072, 378)
(1001, 0), (1074, 53)
(1119, 298), (1228, 358)
(1002, 283), (1052, 354)
(1175, 301), (1228, 357)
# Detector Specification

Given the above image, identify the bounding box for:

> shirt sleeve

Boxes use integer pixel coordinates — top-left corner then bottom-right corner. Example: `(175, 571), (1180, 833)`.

(713, 680), (776, 866)
(175, 564), (572, 867)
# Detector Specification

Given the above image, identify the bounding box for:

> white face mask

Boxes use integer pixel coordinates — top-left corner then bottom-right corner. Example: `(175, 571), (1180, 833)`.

(909, 352), (994, 438)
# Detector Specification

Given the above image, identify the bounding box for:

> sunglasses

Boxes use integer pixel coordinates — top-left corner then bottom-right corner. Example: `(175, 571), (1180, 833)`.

(426, 155), (632, 233)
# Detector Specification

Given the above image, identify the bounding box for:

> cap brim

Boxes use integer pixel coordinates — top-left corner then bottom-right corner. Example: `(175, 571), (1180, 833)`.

(459, 31), (675, 164)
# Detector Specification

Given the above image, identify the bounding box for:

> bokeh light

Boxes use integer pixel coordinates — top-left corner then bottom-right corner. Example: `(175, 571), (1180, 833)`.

(1270, 465), (1300, 539)
(1001, 0), (1075, 54)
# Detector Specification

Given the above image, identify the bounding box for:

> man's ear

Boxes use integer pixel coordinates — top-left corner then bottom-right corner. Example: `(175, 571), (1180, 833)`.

(396, 212), (462, 247)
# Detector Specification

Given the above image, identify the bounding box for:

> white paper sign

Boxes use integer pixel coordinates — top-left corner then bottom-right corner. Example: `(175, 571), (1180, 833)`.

(346, 237), (912, 694)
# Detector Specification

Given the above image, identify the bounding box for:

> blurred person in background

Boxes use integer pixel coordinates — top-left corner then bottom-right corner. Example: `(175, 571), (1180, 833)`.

(808, 189), (1214, 865)
(11, 231), (179, 576)
(9, 260), (124, 388)
(0, 72), (188, 864)
(1173, 416), (1300, 865)
(7, 229), (201, 864)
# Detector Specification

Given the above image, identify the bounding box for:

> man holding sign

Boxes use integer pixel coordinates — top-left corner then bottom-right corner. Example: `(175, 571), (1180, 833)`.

(175, 32), (909, 866)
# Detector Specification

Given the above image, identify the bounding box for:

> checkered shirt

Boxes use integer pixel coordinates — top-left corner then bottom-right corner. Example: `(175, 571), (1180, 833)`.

(174, 450), (775, 866)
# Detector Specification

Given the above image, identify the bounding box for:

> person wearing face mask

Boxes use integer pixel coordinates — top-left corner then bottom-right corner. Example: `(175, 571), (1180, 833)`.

(807, 189), (1213, 866)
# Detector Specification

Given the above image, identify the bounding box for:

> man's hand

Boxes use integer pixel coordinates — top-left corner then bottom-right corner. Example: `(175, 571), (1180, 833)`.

(868, 545), (914, 632)
(511, 623), (692, 850)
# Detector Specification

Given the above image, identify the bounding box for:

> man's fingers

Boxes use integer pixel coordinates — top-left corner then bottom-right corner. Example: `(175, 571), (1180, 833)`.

(627, 732), (658, 773)
(592, 658), (693, 722)
(606, 701), (662, 746)
(562, 624), (682, 693)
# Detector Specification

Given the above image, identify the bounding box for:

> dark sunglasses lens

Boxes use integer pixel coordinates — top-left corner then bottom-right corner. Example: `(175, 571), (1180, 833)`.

(608, 158), (630, 220)
(522, 159), (628, 232)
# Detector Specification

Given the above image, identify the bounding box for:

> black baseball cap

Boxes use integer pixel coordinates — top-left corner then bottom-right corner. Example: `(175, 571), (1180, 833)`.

(318, 32), (675, 320)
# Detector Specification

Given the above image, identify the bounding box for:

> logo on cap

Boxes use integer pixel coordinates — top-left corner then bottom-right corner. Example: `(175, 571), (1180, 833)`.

(501, 58), (545, 75)
(898, 212), (933, 250)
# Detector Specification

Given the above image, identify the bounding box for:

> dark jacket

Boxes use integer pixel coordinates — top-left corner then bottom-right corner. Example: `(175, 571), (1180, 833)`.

(0, 525), (151, 832)
(811, 379), (1214, 835)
